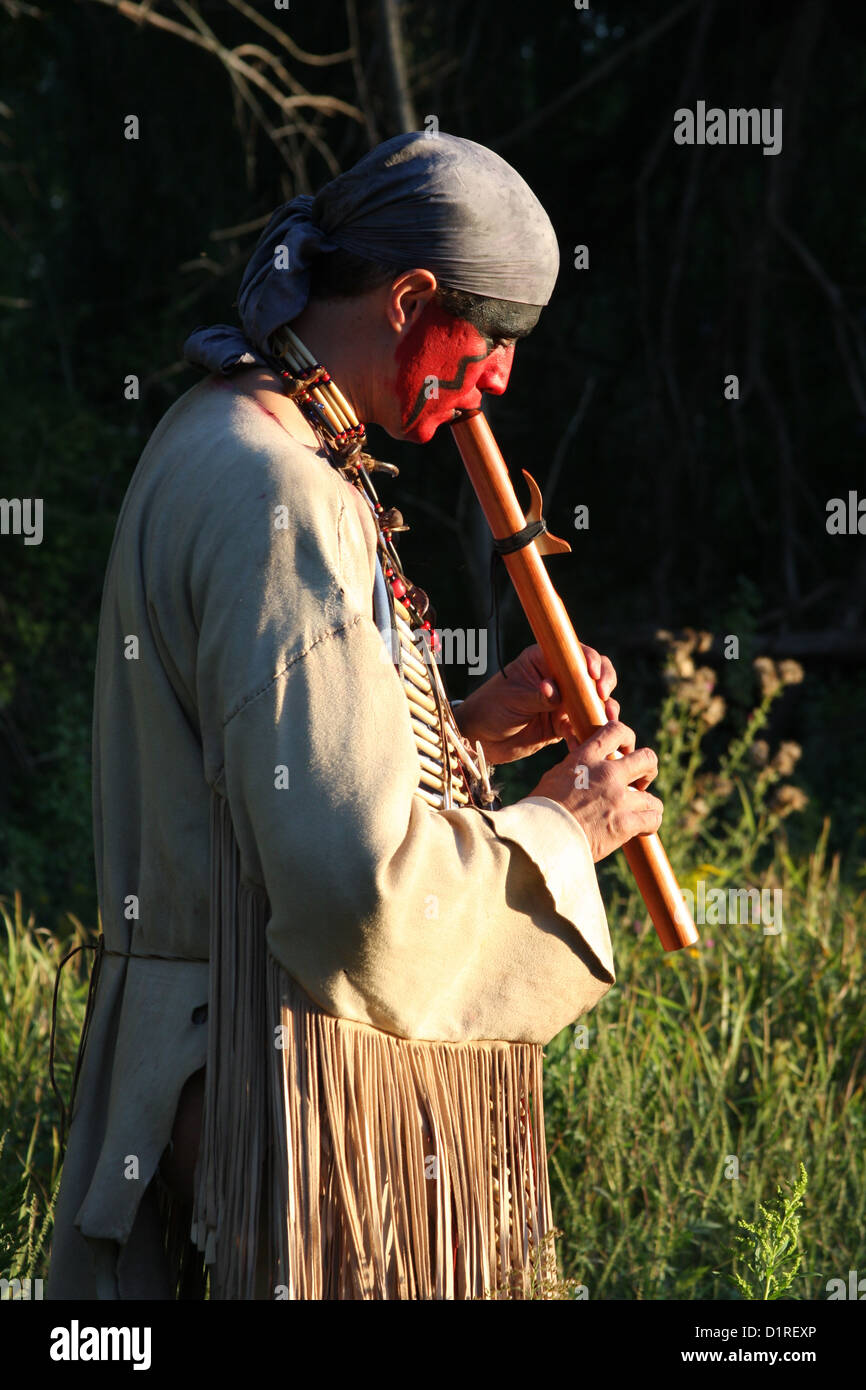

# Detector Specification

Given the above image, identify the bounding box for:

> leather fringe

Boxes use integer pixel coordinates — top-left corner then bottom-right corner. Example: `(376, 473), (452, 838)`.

(192, 788), (556, 1300)
(191, 790), (270, 1299)
(156, 1180), (209, 1300)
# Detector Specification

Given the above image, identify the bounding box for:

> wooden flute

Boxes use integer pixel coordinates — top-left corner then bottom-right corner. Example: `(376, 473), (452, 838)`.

(451, 408), (698, 953)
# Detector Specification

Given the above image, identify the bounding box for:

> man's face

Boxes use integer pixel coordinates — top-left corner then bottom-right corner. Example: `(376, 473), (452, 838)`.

(391, 297), (540, 444)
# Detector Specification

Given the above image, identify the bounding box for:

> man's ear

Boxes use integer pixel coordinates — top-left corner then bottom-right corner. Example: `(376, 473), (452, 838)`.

(386, 269), (439, 334)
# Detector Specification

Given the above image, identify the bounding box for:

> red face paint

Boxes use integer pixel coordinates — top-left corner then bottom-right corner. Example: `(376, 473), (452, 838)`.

(392, 301), (515, 443)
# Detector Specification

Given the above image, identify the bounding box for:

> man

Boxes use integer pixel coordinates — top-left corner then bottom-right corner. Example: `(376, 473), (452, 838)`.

(47, 132), (662, 1301)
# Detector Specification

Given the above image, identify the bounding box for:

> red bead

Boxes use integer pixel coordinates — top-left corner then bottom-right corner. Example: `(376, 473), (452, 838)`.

(392, 578), (406, 598)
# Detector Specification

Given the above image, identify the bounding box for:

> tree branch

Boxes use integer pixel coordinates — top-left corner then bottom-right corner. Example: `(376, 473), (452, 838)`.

(494, 0), (701, 152)
(88, 0), (365, 122)
(378, 0), (417, 133)
(225, 0), (353, 68)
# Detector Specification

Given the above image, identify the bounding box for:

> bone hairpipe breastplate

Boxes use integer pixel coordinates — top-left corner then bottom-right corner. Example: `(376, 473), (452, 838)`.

(390, 592), (471, 810)
(374, 560), (494, 812)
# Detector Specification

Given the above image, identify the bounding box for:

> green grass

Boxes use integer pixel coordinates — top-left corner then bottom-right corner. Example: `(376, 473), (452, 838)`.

(542, 646), (865, 1300)
(543, 826), (863, 1299)
(1, 651), (862, 1299)
(0, 895), (90, 1294)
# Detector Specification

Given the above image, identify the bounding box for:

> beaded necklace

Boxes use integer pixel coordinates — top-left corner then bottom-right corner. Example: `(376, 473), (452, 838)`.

(267, 325), (497, 811)
(268, 325), (436, 639)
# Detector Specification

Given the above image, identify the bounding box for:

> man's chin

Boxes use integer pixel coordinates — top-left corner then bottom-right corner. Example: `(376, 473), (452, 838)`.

(390, 418), (444, 445)
(398, 408), (476, 445)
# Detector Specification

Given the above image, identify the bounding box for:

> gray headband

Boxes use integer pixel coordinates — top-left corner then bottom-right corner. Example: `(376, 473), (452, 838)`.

(184, 132), (559, 374)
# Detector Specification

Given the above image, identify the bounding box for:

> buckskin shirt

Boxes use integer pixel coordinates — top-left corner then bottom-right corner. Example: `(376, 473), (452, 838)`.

(47, 373), (615, 1301)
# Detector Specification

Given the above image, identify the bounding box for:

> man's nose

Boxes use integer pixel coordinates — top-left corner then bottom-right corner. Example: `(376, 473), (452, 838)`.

(475, 344), (514, 396)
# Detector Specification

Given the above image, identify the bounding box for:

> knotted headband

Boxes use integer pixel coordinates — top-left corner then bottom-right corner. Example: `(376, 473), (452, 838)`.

(184, 132), (560, 375)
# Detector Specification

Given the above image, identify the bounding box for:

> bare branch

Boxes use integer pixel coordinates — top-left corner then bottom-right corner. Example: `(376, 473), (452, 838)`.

(233, 41), (300, 94)
(208, 214), (273, 243)
(378, 0), (417, 133)
(494, 0), (701, 151)
(345, 0), (380, 146)
(770, 213), (866, 419)
(2, 0), (43, 17)
(225, 0), (353, 68)
(173, 0), (363, 121)
(588, 621), (866, 663)
(270, 123), (342, 179)
(88, 0), (365, 123)
(178, 255), (224, 274)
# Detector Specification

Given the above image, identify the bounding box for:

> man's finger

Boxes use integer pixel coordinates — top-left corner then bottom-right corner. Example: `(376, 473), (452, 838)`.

(581, 644), (601, 681)
(616, 745), (659, 788)
(581, 719), (637, 761)
(598, 654), (617, 700)
(629, 791), (665, 836)
(554, 709), (574, 739)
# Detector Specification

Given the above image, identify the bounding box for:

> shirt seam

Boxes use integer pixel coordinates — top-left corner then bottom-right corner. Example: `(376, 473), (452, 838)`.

(222, 614), (364, 730)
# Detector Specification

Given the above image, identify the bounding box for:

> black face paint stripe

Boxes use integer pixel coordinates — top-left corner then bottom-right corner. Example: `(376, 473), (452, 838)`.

(405, 349), (489, 427)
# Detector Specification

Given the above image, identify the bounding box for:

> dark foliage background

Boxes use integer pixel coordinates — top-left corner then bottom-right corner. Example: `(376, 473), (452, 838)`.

(1, 0), (864, 928)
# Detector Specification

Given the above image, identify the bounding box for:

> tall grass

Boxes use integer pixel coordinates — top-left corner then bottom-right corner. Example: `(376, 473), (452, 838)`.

(0, 894), (89, 1292)
(0, 644), (862, 1299)
(543, 642), (865, 1299)
(544, 825), (863, 1298)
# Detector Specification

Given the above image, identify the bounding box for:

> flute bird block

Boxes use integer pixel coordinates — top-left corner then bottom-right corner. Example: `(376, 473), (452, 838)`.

(521, 471), (572, 557)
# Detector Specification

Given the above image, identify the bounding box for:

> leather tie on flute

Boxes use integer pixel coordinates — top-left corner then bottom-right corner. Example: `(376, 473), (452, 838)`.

(451, 408), (698, 953)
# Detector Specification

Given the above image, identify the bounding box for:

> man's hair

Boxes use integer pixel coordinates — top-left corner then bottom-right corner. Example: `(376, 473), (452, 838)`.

(308, 247), (540, 341)
(308, 247), (406, 300)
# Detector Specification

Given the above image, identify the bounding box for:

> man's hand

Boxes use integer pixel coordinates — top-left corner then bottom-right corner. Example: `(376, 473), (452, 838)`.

(528, 719), (664, 863)
(454, 642), (619, 765)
